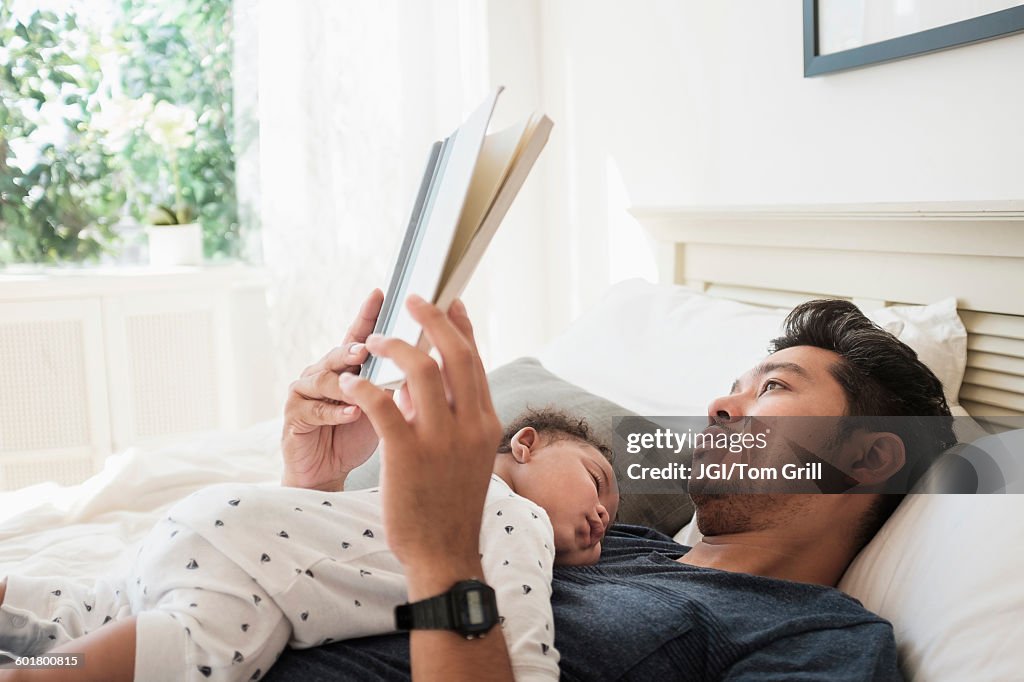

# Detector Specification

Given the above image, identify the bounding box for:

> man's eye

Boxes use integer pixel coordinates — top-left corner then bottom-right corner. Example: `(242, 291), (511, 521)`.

(590, 472), (601, 491)
(760, 380), (783, 395)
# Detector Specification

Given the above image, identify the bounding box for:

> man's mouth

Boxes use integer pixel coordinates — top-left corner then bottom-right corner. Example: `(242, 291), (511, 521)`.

(694, 425), (726, 458)
(703, 424), (728, 437)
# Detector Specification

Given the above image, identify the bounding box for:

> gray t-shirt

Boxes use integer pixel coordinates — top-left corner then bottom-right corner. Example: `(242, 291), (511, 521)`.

(264, 524), (902, 681)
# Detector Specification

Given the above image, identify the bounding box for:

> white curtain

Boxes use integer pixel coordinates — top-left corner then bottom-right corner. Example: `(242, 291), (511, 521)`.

(248, 0), (499, 396)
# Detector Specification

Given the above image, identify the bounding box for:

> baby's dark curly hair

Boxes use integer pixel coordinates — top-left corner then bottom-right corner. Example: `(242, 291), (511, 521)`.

(496, 408), (613, 462)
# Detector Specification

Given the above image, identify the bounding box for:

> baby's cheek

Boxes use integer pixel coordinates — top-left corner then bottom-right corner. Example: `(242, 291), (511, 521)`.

(549, 519), (575, 549)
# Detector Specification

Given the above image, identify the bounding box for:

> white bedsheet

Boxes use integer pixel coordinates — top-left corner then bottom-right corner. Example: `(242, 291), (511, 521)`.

(0, 419), (284, 584)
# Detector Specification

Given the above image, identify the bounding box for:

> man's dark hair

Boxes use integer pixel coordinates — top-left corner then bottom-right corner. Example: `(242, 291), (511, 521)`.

(769, 299), (957, 544)
(497, 408), (613, 462)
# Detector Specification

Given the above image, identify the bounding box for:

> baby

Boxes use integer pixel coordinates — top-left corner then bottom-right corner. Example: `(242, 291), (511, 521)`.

(0, 408), (619, 682)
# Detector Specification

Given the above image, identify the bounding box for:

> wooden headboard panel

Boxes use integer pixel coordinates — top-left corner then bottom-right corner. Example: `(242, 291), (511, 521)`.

(631, 202), (1024, 429)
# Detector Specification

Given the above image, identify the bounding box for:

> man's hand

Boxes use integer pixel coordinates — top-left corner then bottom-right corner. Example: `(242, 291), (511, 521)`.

(338, 295), (502, 588)
(281, 289), (385, 492)
(338, 295), (513, 681)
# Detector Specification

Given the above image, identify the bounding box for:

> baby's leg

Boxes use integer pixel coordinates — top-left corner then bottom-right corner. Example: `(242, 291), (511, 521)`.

(0, 574), (130, 657)
(0, 615), (137, 682)
(128, 520), (292, 682)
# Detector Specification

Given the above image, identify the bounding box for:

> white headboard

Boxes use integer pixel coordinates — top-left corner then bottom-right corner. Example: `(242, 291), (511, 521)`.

(632, 201), (1024, 429)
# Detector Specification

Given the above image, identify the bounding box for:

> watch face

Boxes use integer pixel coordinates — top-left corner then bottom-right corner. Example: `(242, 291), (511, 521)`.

(465, 589), (486, 625)
(453, 581), (497, 636)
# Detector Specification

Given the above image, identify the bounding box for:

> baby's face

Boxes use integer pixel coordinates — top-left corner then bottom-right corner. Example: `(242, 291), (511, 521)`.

(514, 440), (619, 566)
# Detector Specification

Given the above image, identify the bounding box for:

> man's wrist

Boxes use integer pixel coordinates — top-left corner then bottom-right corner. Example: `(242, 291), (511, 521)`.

(404, 557), (486, 602)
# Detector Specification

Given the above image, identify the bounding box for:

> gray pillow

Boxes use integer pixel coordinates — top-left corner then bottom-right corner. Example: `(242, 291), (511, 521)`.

(487, 357), (694, 536)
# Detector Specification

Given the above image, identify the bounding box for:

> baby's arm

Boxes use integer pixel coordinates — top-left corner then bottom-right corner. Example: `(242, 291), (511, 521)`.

(479, 495), (559, 682)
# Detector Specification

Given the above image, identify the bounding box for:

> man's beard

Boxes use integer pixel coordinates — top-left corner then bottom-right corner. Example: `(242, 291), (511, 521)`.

(687, 418), (852, 536)
(690, 493), (812, 536)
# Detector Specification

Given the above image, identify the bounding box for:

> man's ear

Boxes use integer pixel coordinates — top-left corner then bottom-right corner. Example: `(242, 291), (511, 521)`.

(510, 427), (539, 464)
(847, 432), (906, 486)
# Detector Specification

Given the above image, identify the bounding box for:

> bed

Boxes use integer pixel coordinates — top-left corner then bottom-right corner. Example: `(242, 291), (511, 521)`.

(2, 201), (1022, 680)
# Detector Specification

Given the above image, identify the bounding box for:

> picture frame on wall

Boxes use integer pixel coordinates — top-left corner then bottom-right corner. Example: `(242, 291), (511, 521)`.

(803, 0), (1024, 76)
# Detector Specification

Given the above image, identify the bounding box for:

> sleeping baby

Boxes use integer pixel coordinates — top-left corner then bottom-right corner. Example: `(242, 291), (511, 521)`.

(0, 408), (619, 682)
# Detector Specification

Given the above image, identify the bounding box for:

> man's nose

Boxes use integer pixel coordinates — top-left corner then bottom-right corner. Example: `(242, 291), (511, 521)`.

(707, 393), (745, 423)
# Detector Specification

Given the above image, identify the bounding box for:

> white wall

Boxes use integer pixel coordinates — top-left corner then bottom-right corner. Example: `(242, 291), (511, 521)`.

(531, 0), (1024, 326)
(256, 0), (1024, 382)
(459, 0), (553, 367)
(257, 1), (502, 394)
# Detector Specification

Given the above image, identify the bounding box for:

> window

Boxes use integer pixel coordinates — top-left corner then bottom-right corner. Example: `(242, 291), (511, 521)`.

(0, 0), (243, 265)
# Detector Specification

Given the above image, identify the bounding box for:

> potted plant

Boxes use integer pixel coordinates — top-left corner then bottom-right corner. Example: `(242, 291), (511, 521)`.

(145, 203), (202, 267)
(93, 96), (202, 266)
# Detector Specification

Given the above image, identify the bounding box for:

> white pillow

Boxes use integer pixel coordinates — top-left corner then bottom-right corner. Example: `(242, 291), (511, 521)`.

(838, 429), (1024, 680)
(870, 299), (967, 410)
(540, 279), (969, 419)
(538, 280), (789, 416)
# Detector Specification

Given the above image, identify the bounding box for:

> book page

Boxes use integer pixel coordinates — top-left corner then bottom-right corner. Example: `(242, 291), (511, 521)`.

(439, 119), (530, 289)
(372, 88), (502, 386)
(435, 114), (552, 311)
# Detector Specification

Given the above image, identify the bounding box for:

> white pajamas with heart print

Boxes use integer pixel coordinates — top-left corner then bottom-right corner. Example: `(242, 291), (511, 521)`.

(0, 476), (559, 682)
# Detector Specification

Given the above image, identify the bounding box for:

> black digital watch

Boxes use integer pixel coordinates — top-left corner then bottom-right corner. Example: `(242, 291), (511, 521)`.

(394, 579), (499, 639)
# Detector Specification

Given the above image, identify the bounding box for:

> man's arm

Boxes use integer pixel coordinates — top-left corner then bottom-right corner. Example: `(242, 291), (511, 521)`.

(339, 295), (515, 682)
(403, 558), (516, 682)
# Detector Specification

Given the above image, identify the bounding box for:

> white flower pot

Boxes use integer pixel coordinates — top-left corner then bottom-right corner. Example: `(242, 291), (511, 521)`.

(147, 223), (203, 266)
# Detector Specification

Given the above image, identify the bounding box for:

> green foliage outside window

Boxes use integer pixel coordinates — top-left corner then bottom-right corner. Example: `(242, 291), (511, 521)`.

(0, 0), (239, 265)
(114, 0), (239, 258)
(0, 6), (121, 263)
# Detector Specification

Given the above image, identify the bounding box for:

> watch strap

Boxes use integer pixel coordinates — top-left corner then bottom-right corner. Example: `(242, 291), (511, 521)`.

(397, 592), (453, 630)
(395, 579), (498, 638)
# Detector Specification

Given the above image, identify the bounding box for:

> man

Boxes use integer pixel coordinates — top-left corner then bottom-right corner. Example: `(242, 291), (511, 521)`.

(266, 291), (955, 681)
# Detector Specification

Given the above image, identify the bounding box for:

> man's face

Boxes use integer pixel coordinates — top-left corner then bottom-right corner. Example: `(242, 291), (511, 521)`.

(711, 345), (849, 419)
(690, 345), (853, 535)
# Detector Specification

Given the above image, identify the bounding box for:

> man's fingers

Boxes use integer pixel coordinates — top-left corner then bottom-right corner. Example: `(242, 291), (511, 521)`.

(407, 296), (480, 412)
(306, 341), (370, 377)
(290, 371), (350, 403)
(447, 298), (485, 376)
(446, 298), (476, 345)
(286, 392), (362, 428)
(338, 373), (412, 447)
(302, 289), (382, 376)
(445, 298), (495, 414)
(364, 333), (449, 423)
(344, 288), (385, 346)
(397, 383), (415, 420)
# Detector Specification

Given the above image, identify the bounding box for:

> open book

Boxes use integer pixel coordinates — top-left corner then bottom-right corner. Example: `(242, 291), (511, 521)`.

(361, 87), (553, 387)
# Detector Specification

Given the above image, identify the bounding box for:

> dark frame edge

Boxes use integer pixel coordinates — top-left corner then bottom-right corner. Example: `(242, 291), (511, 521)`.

(803, 1), (1024, 77)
